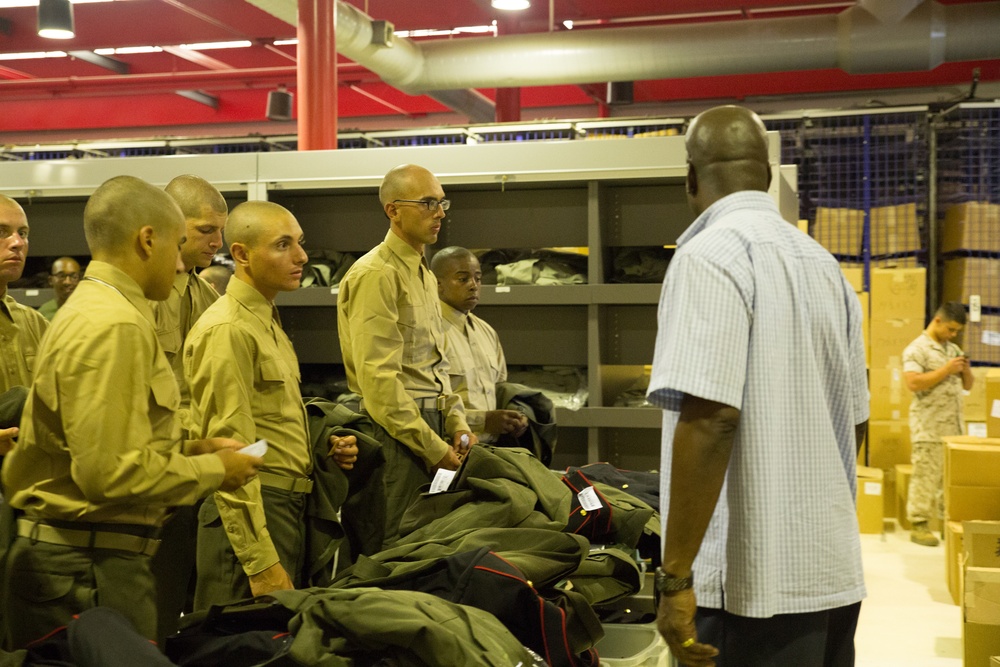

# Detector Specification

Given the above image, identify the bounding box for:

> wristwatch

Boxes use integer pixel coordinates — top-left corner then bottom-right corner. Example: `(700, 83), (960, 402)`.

(654, 567), (694, 594)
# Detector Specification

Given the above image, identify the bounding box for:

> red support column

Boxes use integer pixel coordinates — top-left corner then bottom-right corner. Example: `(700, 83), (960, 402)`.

(495, 87), (521, 123)
(297, 0), (337, 150)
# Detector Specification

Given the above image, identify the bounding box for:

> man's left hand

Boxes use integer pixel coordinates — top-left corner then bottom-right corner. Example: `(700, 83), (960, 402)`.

(328, 434), (359, 470)
(0, 426), (18, 456)
(656, 589), (718, 667)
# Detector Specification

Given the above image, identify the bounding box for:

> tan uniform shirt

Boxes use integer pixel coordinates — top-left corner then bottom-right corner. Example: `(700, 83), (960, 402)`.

(440, 302), (507, 441)
(337, 230), (468, 467)
(904, 331), (965, 443)
(1, 261), (225, 525)
(152, 270), (219, 417)
(0, 291), (48, 393)
(184, 276), (311, 575)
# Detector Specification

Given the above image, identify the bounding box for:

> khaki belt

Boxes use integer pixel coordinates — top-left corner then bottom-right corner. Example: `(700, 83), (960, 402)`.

(360, 395), (445, 412)
(16, 518), (161, 557)
(257, 471), (313, 494)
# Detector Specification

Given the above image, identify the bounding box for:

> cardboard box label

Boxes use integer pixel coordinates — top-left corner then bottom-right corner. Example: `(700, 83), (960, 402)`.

(864, 482), (882, 495)
(992, 400), (1000, 420)
(986, 331), (1000, 347)
(971, 423), (989, 438)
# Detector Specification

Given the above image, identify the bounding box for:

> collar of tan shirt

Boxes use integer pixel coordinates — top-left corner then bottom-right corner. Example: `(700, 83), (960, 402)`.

(1, 291), (15, 321)
(384, 229), (427, 273)
(85, 260), (157, 328)
(440, 300), (469, 330)
(226, 275), (279, 328)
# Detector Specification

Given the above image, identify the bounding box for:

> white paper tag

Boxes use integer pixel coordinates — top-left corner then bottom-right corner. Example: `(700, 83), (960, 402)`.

(891, 410), (900, 421)
(26, 289), (39, 296)
(864, 482), (882, 496)
(429, 468), (457, 494)
(983, 330), (1000, 347)
(495, 286), (511, 293)
(329, 286), (339, 295)
(970, 295), (982, 323)
(969, 422), (988, 438)
(239, 439), (268, 457)
(578, 486), (603, 511)
(992, 399), (1000, 420)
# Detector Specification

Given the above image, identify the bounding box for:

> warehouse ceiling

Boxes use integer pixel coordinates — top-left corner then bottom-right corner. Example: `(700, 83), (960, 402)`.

(0, 0), (999, 140)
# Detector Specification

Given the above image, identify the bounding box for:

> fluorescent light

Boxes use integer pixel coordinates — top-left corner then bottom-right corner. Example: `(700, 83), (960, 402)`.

(491, 0), (530, 9)
(178, 40), (252, 51)
(563, 20), (574, 30)
(94, 46), (163, 55)
(0, 50), (67, 60)
(0, 0), (112, 7)
(273, 38), (298, 46)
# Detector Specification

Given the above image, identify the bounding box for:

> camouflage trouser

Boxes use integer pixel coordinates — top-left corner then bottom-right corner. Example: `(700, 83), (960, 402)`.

(907, 440), (944, 524)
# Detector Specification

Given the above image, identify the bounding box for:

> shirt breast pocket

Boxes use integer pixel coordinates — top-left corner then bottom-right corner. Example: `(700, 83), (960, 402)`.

(256, 357), (287, 421)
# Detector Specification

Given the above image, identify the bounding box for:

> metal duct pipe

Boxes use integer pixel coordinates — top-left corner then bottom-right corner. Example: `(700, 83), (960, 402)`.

(246, 0), (1000, 93)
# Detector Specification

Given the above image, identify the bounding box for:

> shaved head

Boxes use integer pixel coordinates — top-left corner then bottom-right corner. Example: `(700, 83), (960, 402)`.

(226, 201), (294, 249)
(379, 164), (436, 209)
(0, 194), (26, 221)
(165, 174), (228, 219)
(430, 246), (476, 278)
(84, 175), (184, 255)
(685, 105), (771, 214)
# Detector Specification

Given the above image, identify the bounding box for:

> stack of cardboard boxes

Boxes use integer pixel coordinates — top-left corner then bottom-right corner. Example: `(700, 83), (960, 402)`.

(814, 203), (922, 257)
(940, 202), (1000, 366)
(861, 267), (926, 528)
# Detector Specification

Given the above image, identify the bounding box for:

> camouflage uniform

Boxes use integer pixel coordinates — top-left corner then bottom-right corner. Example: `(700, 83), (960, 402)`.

(903, 332), (965, 524)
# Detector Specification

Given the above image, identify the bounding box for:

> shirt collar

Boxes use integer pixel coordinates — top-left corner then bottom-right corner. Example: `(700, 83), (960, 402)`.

(173, 269), (197, 296)
(384, 229), (426, 272)
(921, 331), (947, 353)
(440, 300), (468, 329)
(0, 291), (14, 322)
(677, 191), (778, 248)
(85, 260), (157, 327)
(226, 275), (278, 328)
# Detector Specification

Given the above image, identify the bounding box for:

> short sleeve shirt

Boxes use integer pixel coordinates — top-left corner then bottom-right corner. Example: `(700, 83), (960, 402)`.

(903, 332), (964, 442)
(647, 192), (868, 618)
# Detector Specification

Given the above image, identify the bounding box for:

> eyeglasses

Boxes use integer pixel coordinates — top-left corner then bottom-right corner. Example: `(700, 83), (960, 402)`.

(52, 272), (80, 282)
(393, 198), (450, 212)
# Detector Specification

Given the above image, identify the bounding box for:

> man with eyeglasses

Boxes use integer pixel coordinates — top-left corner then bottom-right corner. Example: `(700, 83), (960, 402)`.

(0, 195), (48, 456)
(337, 164), (476, 551)
(38, 256), (82, 321)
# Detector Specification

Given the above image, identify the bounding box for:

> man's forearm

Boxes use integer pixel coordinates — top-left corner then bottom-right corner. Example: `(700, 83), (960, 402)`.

(661, 395), (739, 577)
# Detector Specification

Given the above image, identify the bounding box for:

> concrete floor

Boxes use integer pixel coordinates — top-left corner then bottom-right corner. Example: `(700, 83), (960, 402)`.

(856, 523), (962, 667)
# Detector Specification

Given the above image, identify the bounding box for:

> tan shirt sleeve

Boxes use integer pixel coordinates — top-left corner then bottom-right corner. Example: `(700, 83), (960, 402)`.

(60, 321), (224, 506)
(185, 321), (279, 576)
(342, 267), (451, 467)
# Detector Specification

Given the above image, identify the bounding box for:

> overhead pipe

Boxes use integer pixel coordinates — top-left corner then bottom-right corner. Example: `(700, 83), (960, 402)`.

(0, 66), (299, 95)
(247, 0), (999, 93)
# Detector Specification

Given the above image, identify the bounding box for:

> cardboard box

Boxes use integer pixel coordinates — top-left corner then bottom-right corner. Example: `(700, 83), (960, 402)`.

(964, 521), (1000, 569)
(940, 202), (1000, 254)
(858, 292), (870, 366)
(840, 264), (864, 293)
(897, 463), (913, 530)
(870, 203), (921, 256)
(965, 567), (1000, 625)
(814, 207), (863, 256)
(883, 467), (897, 519)
(964, 620), (1000, 667)
(862, 421), (911, 470)
(965, 316), (1000, 366)
(870, 268), (926, 321)
(944, 437), (1000, 488)
(943, 258), (1000, 310)
(948, 520), (964, 605)
(856, 466), (884, 534)
(869, 365), (912, 421)
(970, 422), (989, 438)
(966, 368), (992, 422)
(987, 370), (1000, 439)
(869, 319), (923, 369)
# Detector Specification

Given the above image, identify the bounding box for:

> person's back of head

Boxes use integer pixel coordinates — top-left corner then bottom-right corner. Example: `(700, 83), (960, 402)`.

(84, 175), (185, 300)
(199, 264), (232, 295)
(936, 301), (967, 326)
(165, 175), (228, 220)
(684, 105), (771, 216)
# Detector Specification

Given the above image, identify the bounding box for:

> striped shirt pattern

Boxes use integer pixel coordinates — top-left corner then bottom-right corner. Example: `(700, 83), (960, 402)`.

(648, 191), (869, 617)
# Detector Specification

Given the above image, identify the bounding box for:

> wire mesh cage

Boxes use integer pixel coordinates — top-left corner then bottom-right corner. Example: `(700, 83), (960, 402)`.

(934, 103), (1000, 366)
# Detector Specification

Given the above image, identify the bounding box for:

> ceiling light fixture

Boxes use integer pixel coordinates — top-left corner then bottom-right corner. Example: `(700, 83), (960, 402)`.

(37, 0), (75, 39)
(491, 0), (530, 10)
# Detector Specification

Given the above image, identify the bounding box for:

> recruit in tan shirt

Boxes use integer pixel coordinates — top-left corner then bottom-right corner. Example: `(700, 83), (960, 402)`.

(2, 261), (226, 525)
(0, 291), (49, 393)
(440, 301), (507, 442)
(903, 331), (965, 443)
(151, 269), (219, 419)
(184, 276), (311, 576)
(338, 230), (469, 467)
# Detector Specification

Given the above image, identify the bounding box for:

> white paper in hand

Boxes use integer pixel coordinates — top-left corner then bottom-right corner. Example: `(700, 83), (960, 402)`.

(240, 439), (269, 457)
